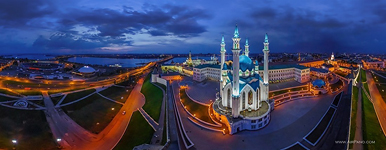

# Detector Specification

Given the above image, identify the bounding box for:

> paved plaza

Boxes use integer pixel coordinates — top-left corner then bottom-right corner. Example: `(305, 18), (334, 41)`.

(182, 76), (219, 104)
(172, 80), (337, 150)
(270, 80), (307, 91)
(183, 77), (308, 105)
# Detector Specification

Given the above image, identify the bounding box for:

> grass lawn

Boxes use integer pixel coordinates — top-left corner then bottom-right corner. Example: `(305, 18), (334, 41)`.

(0, 106), (57, 150)
(116, 75), (139, 87)
(0, 89), (20, 96)
(2, 80), (53, 88)
(375, 84), (386, 101)
(330, 79), (343, 91)
(61, 89), (96, 104)
(363, 83), (370, 95)
(349, 86), (358, 149)
(141, 74), (163, 121)
(48, 87), (87, 95)
(32, 100), (45, 107)
(332, 92), (342, 106)
(161, 101), (167, 145)
(361, 89), (386, 150)
(269, 86), (306, 97)
(180, 88), (214, 124)
(14, 90), (42, 96)
(113, 111), (154, 150)
(50, 95), (64, 105)
(0, 95), (16, 102)
(373, 74), (386, 83)
(99, 86), (132, 103)
(286, 143), (307, 150)
(154, 83), (167, 92)
(361, 69), (367, 82)
(375, 71), (386, 77)
(62, 94), (122, 134)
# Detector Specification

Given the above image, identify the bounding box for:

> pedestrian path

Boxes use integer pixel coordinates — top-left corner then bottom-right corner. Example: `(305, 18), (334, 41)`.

(150, 82), (167, 145)
(96, 92), (124, 105)
(139, 108), (159, 131)
(353, 70), (363, 150)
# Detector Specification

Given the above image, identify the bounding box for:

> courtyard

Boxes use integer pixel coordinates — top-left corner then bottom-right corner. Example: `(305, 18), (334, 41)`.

(172, 78), (339, 149)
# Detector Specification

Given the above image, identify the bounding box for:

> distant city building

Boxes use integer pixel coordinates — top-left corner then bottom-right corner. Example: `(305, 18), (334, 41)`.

(74, 66), (97, 77)
(184, 53), (218, 67)
(362, 59), (385, 70)
(161, 65), (193, 76)
(299, 60), (325, 68)
(257, 64), (310, 83)
(310, 67), (330, 78)
(322, 64), (335, 72)
(192, 64), (221, 82)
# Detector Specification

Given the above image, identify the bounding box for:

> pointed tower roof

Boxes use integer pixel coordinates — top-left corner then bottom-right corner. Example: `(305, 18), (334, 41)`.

(221, 35), (225, 44)
(222, 63), (228, 70)
(245, 38), (249, 46)
(234, 25), (239, 38)
(264, 33), (269, 43)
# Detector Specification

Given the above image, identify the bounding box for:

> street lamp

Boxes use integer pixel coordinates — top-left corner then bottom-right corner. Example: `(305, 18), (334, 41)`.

(12, 139), (17, 149)
(56, 138), (61, 142)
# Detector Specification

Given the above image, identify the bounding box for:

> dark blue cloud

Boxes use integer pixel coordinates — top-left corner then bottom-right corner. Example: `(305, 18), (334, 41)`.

(0, 0), (54, 28)
(0, 0), (385, 54)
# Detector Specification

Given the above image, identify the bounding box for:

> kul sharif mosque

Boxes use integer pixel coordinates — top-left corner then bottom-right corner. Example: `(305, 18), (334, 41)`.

(213, 25), (273, 134)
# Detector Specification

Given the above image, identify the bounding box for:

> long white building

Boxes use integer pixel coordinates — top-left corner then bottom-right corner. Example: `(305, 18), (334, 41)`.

(193, 64), (310, 83)
(192, 64), (221, 82)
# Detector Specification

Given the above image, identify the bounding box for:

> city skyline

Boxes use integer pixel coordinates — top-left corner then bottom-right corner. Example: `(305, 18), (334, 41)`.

(1, 0), (386, 54)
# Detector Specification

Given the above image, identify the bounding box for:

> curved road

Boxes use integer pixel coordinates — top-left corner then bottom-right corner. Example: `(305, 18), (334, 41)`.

(44, 76), (147, 149)
(366, 71), (386, 136)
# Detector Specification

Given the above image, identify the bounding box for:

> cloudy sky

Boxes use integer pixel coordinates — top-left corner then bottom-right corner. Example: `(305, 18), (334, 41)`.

(0, 0), (385, 54)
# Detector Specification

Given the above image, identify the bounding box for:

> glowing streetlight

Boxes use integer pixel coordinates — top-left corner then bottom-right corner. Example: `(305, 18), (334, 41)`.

(12, 140), (17, 144)
(57, 138), (62, 142)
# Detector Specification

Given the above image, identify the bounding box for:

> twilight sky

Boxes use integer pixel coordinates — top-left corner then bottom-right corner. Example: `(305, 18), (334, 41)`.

(0, 0), (385, 54)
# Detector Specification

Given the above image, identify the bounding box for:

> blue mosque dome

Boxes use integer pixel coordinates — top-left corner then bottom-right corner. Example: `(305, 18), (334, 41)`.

(222, 63), (228, 70)
(239, 55), (254, 72)
(312, 79), (326, 88)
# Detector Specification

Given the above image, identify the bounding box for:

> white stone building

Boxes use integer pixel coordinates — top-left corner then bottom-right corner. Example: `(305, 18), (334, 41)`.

(192, 64), (221, 82)
(193, 63), (310, 83)
(257, 65), (310, 83)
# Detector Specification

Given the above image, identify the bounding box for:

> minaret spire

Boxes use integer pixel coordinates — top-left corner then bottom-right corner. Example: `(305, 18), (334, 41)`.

(245, 38), (249, 57)
(220, 35), (226, 98)
(231, 24), (241, 118)
(234, 24), (239, 38)
(188, 50), (192, 65)
(262, 33), (270, 105)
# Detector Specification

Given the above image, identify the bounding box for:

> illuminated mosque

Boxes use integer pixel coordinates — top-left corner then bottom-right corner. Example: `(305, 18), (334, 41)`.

(213, 26), (273, 134)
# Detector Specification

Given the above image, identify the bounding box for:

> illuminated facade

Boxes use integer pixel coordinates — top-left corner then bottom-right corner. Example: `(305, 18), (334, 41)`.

(213, 26), (272, 134)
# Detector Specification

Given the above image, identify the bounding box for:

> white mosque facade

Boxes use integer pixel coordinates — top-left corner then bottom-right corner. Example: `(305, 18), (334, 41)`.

(212, 26), (273, 134)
